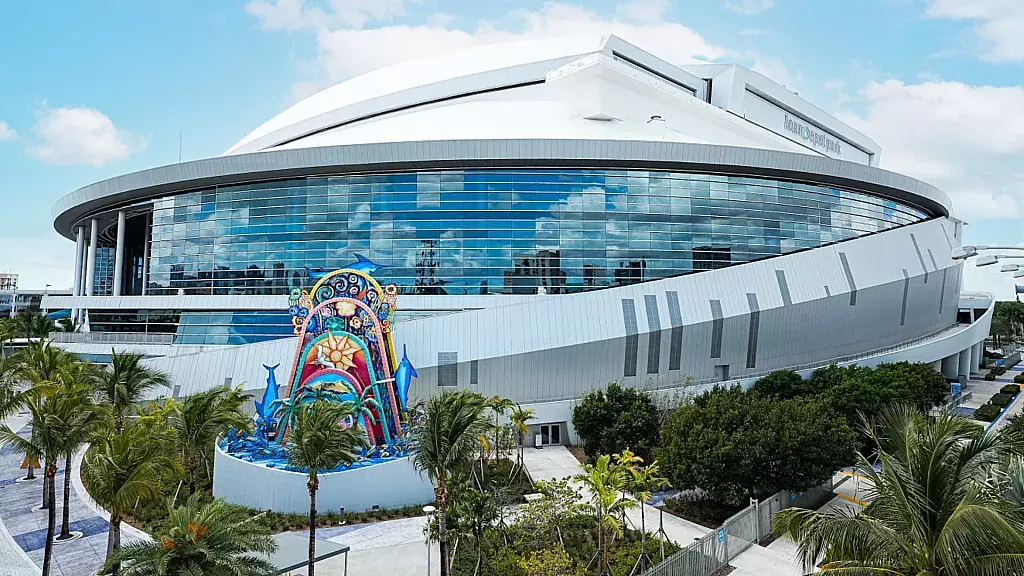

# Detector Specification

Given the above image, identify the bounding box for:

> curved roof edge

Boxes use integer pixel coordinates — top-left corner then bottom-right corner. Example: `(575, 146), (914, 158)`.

(52, 140), (952, 239)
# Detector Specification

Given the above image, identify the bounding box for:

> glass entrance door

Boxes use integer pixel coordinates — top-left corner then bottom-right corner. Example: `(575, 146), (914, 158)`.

(539, 424), (561, 445)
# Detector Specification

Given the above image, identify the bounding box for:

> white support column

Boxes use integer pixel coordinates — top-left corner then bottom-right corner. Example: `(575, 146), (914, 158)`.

(941, 353), (960, 381)
(85, 218), (98, 297)
(957, 348), (971, 380)
(970, 343), (982, 375)
(71, 226), (85, 321)
(141, 212), (151, 295)
(930, 359), (942, 372)
(113, 210), (126, 296)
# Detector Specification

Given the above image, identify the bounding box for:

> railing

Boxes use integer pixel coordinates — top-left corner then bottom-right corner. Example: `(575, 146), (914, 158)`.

(48, 332), (175, 345)
(646, 479), (834, 576)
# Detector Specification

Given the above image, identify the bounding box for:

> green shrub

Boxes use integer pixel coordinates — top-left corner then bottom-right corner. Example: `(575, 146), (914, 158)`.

(990, 393), (1015, 408)
(984, 373), (998, 381)
(993, 366), (1008, 376)
(974, 404), (1002, 422)
(663, 493), (745, 529)
(572, 383), (659, 462)
(1014, 374), (1024, 384)
(1003, 383), (1021, 394)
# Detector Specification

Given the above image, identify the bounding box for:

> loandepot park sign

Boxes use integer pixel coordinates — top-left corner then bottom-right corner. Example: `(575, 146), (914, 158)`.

(784, 114), (843, 157)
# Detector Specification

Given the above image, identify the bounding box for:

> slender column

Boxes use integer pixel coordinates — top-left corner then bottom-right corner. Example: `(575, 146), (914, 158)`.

(957, 348), (971, 380)
(941, 353), (959, 380)
(930, 359), (942, 372)
(85, 218), (98, 296)
(71, 227), (85, 321)
(970, 343), (982, 375)
(141, 212), (151, 295)
(112, 210), (126, 296)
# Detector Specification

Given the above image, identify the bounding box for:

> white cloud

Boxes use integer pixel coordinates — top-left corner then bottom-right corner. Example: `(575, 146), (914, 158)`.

(725, 0), (775, 15)
(248, 1), (727, 87)
(738, 28), (767, 37)
(0, 121), (15, 141)
(743, 50), (800, 89)
(836, 79), (1024, 222)
(246, 0), (408, 30)
(926, 0), (1024, 61)
(27, 106), (140, 167)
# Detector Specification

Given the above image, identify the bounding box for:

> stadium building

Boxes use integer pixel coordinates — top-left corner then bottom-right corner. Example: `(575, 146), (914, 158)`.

(47, 35), (991, 444)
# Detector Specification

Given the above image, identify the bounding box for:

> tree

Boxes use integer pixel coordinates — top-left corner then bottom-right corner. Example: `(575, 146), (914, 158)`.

(17, 341), (78, 507)
(411, 390), (488, 576)
(105, 495), (278, 576)
(170, 385), (251, 496)
(750, 370), (812, 400)
(776, 406), (1024, 575)
(519, 547), (585, 576)
(85, 421), (178, 575)
(622, 458), (668, 572)
(509, 404), (535, 467)
(13, 310), (56, 339)
(94, 351), (170, 433)
(574, 454), (637, 575)
(287, 400), (366, 576)
(572, 383), (659, 463)
(660, 386), (856, 502)
(1, 388), (97, 576)
(449, 487), (499, 576)
(53, 362), (104, 540)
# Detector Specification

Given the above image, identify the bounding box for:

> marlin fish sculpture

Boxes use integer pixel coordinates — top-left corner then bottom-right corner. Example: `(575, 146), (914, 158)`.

(306, 254), (387, 281)
(395, 344), (418, 409)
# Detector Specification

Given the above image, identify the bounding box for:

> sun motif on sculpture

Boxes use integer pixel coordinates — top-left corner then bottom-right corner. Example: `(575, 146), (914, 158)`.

(315, 332), (361, 370)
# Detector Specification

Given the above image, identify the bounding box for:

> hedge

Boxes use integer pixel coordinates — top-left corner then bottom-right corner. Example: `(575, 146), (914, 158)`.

(1002, 383), (1022, 395)
(985, 373), (998, 381)
(1015, 374), (1024, 384)
(993, 366), (1008, 376)
(991, 393), (1015, 408)
(974, 404), (1002, 422)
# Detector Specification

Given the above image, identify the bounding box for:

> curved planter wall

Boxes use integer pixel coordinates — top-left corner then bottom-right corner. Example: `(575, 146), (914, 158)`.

(212, 444), (435, 514)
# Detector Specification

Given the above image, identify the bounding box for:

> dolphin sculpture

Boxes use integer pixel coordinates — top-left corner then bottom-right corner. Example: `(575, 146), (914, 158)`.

(305, 254), (387, 281)
(255, 364), (280, 424)
(395, 345), (417, 410)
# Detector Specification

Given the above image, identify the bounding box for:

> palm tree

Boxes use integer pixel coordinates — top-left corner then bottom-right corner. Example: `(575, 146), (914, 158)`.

(170, 385), (251, 496)
(411, 390), (488, 576)
(485, 396), (513, 459)
(287, 400), (366, 576)
(94, 351), (170, 433)
(53, 362), (103, 540)
(509, 404), (535, 467)
(85, 421), (178, 575)
(0, 389), (91, 576)
(623, 457), (668, 572)
(17, 341), (76, 506)
(105, 494), (278, 576)
(775, 406), (1024, 575)
(575, 454), (637, 575)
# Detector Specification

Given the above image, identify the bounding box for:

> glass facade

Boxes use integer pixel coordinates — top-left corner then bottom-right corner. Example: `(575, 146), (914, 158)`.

(88, 309), (294, 345)
(145, 169), (928, 296)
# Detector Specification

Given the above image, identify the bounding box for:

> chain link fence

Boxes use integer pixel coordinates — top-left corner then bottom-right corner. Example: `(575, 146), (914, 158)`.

(646, 478), (834, 576)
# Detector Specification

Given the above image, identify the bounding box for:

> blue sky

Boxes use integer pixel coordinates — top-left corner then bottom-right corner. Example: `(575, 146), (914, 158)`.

(0, 0), (1022, 295)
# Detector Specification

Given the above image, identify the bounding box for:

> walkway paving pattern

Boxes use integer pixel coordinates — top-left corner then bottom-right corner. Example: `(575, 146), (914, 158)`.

(0, 413), (107, 576)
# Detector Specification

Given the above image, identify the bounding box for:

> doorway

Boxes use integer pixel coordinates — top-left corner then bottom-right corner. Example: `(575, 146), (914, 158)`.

(539, 423), (561, 446)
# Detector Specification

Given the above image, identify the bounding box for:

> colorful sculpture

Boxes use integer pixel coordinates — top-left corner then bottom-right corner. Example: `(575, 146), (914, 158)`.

(222, 258), (417, 470)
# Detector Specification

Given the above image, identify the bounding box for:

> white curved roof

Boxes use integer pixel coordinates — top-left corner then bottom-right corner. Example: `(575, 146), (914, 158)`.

(226, 36), (604, 155)
(224, 34), (879, 167)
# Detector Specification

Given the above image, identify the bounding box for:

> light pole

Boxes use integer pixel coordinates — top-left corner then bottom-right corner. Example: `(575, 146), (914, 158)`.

(423, 505), (436, 576)
(952, 245), (1024, 260)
